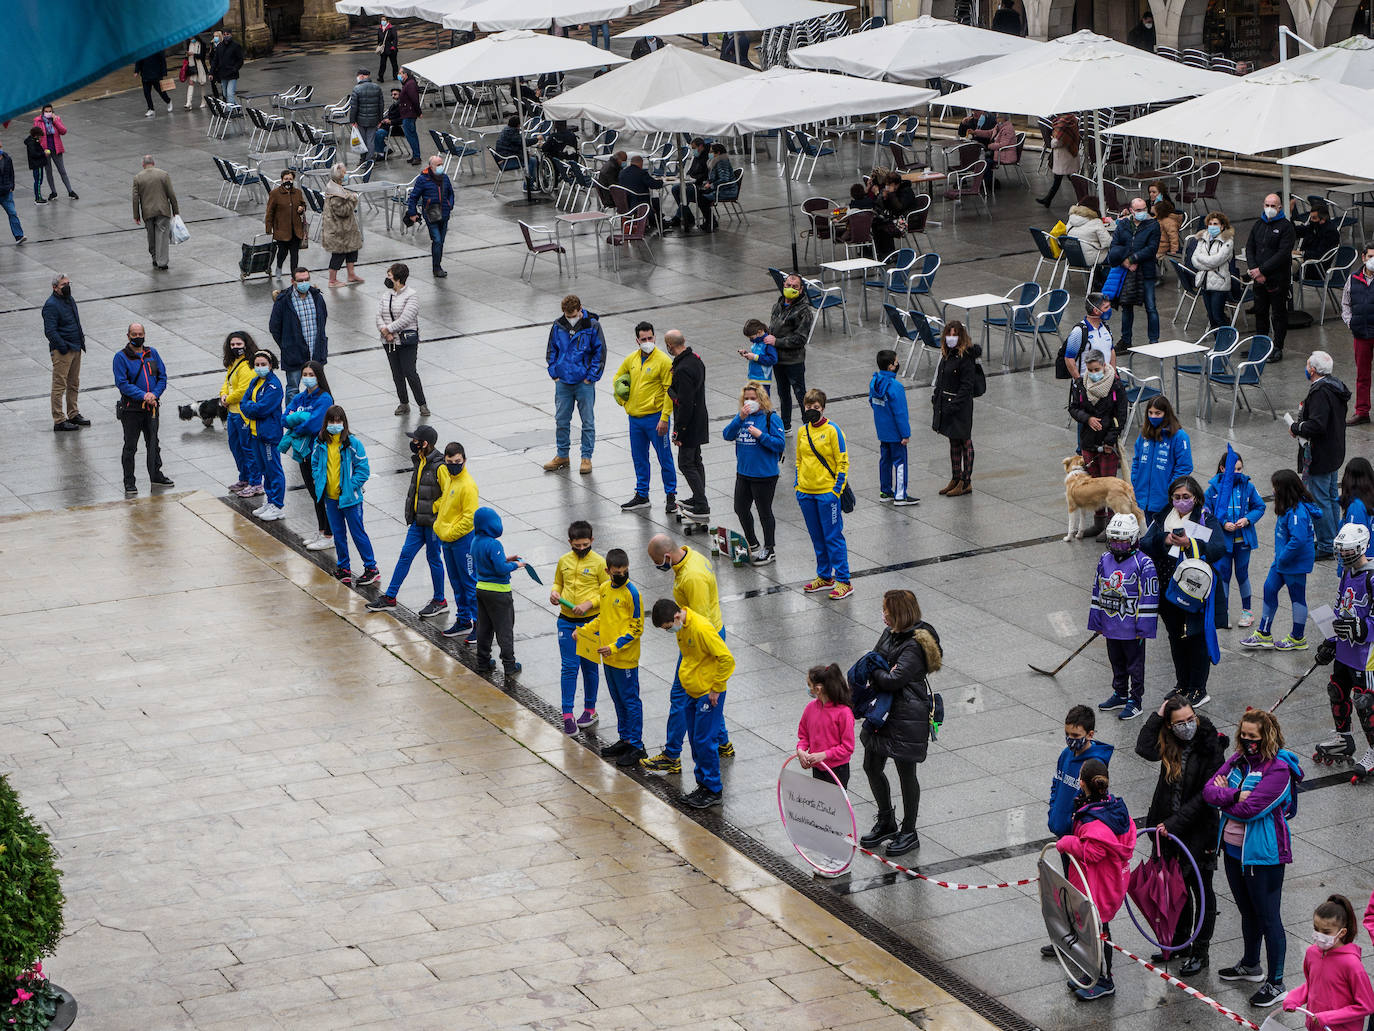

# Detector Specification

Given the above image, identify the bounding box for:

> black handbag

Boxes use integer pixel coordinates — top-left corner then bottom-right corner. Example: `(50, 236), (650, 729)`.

(804, 425), (856, 513)
(423, 201), (444, 225)
(387, 295), (419, 350)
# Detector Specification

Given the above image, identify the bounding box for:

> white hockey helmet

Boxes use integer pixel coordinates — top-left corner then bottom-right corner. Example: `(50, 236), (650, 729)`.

(1334, 522), (1370, 565)
(1105, 513), (1141, 545)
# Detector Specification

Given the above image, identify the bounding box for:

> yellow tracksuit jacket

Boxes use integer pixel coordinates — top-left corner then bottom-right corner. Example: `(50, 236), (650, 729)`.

(220, 357), (255, 416)
(672, 546), (722, 631)
(579, 579), (643, 669)
(676, 607), (735, 698)
(795, 419), (849, 496)
(613, 348), (675, 420)
(433, 465), (479, 542)
(555, 549), (609, 662)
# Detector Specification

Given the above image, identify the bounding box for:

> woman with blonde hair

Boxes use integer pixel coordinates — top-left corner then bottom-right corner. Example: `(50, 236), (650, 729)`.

(723, 381), (785, 564)
(322, 163), (364, 287)
(931, 320), (981, 496)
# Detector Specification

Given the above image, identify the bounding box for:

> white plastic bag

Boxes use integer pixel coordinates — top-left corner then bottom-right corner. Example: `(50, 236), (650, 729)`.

(170, 214), (190, 244)
(348, 125), (367, 154)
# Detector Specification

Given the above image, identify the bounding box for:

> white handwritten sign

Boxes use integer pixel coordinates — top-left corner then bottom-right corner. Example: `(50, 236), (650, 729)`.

(778, 767), (856, 870)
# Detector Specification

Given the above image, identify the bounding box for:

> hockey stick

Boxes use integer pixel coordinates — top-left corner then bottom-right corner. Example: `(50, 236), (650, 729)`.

(1257, 659), (1321, 715)
(1028, 632), (1100, 676)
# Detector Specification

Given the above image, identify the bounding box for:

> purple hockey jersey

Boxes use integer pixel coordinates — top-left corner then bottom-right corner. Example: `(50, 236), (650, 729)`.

(1088, 550), (1159, 640)
(1333, 566), (1374, 671)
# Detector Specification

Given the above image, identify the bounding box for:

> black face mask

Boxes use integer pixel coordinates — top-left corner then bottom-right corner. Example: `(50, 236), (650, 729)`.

(802, 409), (822, 425)
(610, 572), (629, 588)
(129, 337), (146, 349)
(446, 460), (463, 472)
(384, 277), (395, 290)
(571, 545), (592, 559)
(281, 181), (294, 190)
(59, 284), (72, 299)
(1240, 739), (1261, 758)
(410, 441), (422, 456)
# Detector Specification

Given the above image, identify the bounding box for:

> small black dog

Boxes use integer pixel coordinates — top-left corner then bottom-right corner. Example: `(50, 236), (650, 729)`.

(178, 398), (228, 429)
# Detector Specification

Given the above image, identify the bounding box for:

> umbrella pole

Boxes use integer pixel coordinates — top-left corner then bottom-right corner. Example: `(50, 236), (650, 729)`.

(1093, 110), (1106, 216)
(1281, 146), (1291, 211)
(786, 153), (798, 272)
(517, 75), (535, 203)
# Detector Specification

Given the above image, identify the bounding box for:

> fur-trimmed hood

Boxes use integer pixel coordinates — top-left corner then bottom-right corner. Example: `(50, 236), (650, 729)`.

(912, 627), (942, 674)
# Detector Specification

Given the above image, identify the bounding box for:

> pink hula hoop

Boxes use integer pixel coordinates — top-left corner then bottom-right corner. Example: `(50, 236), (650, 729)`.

(776, 754), (858, 874)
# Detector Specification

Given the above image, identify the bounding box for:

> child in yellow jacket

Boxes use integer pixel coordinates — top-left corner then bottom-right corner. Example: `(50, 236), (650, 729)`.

(219, 332), (261, 495)
(576, 548), (646, 767)
(652, 599), (734, 808)
(553, 519), (609, 736)
(434, 442), (479, 640)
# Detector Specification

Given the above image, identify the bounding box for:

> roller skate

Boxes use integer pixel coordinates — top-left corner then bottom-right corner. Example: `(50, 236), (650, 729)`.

(1351, 747), (1374, 785)
(1313, 731), (1355, 767)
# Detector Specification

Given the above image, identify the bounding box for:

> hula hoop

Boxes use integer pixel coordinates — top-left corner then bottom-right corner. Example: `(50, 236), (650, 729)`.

(1038, 842), (1102, 991)
(1124, 826), (1206, 953)
(776, 754), (858, 875)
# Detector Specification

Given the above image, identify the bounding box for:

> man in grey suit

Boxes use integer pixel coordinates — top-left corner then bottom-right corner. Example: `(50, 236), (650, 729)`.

(132, 155), (179, 271)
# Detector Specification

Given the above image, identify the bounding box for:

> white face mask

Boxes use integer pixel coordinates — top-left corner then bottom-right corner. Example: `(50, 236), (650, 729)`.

(742, 399), (760, 415)
(1365, 257), (1374, 273)
(638, 341), (654, 354)
(945, 336), (959, 347)
(1263, 205), (1279, 218)
(1312, 931), (1339, 951)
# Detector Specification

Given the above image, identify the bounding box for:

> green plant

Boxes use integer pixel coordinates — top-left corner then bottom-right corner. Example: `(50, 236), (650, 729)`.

(7, 962), (61, 1031)
(0, 774), (65, 984)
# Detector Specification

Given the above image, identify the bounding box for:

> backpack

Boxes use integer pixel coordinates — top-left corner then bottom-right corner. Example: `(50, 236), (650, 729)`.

(1164, 537), (1215, 614)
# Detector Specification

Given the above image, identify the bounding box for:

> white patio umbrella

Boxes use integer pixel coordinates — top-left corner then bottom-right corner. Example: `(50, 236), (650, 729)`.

(334, 0), (472, 19)
(1279, 128), (1374, 182)
(938, 45), (1231, 212)
(615, 0), (851, 37)
(407, 30), (629, 198)
(787, 15), (1041, 82)
(1269, 34), (1374, 89)
(445, 0), (659, 32)
(542, 43), (756, 127)
(1105, 69), (1374, 201)
(946, 30), (1147, 86)
(623, 66), (935, 267)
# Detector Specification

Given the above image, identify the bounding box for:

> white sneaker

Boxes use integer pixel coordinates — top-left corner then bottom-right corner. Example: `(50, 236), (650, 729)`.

(167, 100), (174, 113)
(144, 110), (155, 118)
(254, 504), (283, 521)
(306, 534), (335, 552)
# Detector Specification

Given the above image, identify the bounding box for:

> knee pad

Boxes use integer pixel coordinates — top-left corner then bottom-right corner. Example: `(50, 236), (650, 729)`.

(1354, 690), (1374, 719)
(1328, 677), (1348, 708)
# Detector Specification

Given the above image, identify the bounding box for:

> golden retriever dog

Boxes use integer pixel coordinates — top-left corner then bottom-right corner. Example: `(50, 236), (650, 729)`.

(1062, 455), (1146, 541)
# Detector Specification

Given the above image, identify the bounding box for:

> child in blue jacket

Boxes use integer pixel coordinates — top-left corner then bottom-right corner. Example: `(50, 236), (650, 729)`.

(472, 506), (525, 676)
(310, 404), (378, 587)
(1131, 396), (1192, 526)
(738, 318), (776, 396)
(1242, 470), (1321, 652)
(239, 348), (286, 521)
(1047, 705), (1115, 835)
(281, 360), (334, 550)
(1337, 457), (1374, 575)
(868, 349), (916, 506)
(1204, 447), (1266, 630)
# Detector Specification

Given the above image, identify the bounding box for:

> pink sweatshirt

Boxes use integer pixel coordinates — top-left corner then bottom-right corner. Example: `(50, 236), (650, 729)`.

(1055, 797), (1137, 922)
(1364, 890), (1373, 945)
(797, 699), (855, 766)
(1284, 943), (1374, 1031)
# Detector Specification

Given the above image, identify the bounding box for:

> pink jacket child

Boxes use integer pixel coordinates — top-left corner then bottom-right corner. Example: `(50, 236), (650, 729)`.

(797, 698), (855, 772)
(1056, 792), (1138, 923)
(1283, 942), (1374, 1031)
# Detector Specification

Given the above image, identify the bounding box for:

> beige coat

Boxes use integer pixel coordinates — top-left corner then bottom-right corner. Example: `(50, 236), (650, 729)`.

(132, 166), (179, 221)
(321, 178), (363, 255)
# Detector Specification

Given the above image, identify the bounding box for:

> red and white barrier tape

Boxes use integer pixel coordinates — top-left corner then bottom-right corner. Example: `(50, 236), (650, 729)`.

(1102, 935), (1259, 1030)
(847, 837), (1038, 890)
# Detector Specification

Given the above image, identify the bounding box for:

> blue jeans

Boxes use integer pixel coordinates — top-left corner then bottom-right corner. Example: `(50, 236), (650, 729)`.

(325, 498), (376, 572)
(558, 615), (600, 715)
(1213, 545), (1253, 626)
(385, 523), (445, 601)
(1259, 567), (1308, 640)
(440, 534), (476, 624)
(427, 216), (449, 271)
(589, 21), (611, 48)
(223, 79), (237, 105)
(1119, 278), (1159, 347)
(283, 367), (302, 398)
(1203, 289), (1228, 328)
(372, 126), (389, 157)
(226, 413), (260, 484)
(628, 412), (676, 497)
(603, 666), (643, 750)
(402, 118), (420, 160)
(686, 691), (727, 792)
(554, 380), (596, 459)
(1305, 470), (1339, 555)
(797, 491), (850, 582)
(0, 191), (22, 240)
(252, 437), (285, 506)
(879, 441), (908, 498)
(665, 628), (729, 757)
(1224, 852), (1286, 983)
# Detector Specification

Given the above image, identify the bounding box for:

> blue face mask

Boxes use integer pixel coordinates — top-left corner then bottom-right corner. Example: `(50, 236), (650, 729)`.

(1147, 414), (1164, 427)
(1065, 735), (1089, 753)
(1087, 370), (1105, 383)
(1305, 368), (1313, 381)
(325, 423), (343, 435)
(301, 376), (316, 390)
(1134, 210), (1149, 222)
(295, 281), (311, 294)
(254, 365), (270, 378)
(1093, 307), (1111, 323)
(1207, 224), (1221, 238)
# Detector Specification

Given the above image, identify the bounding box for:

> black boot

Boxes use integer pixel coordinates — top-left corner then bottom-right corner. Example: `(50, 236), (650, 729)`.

(859, 808), (897, 848)
(1180, 946), (1208, 977)
(886, 828), (920, 856)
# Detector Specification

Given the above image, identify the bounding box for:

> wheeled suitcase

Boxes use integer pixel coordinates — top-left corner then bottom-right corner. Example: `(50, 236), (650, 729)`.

(239, 233), (274, 281)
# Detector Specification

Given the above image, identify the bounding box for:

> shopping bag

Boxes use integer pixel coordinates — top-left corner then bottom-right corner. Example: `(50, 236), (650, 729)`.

(159, 78), (176, 94)
(1047, 219), (1067, 258)
(170, 214), (190, 244)
(178, 59), (189, 83)
(348, 126), (367, 155)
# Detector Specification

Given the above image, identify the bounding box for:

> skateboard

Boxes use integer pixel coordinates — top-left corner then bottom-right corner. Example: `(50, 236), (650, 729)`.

(711, 526), (751, 567)
(673, 504), (711, 536)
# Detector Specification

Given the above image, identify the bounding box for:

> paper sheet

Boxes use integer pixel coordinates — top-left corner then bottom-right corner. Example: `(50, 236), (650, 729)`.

(1310, 604), (1337, 641)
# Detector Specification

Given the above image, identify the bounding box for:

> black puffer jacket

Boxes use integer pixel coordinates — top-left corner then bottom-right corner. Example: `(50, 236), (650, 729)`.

(1134, 712), (1228, 864)
(860, 621), (942, 763)
(1293, 374), (1350, 477)
(403, 453), (443, 528)
(1067, 373), (1129, 451)
(768, 296), (809, 365)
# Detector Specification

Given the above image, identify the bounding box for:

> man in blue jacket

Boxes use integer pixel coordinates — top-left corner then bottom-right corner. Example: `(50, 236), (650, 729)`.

(545, 293), (607, 475)
(1107, 197), (1161, 352)
(405, 156), (455, 278)
(868, 349), (916, 506)
(268, 268), (328, 397)
(43, 273), (87, 432)
(113, 323), (173, 495)
(0, 140), (25, 246)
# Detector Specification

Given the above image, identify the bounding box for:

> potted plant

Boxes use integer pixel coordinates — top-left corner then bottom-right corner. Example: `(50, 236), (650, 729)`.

(0, 774), (74, 1030)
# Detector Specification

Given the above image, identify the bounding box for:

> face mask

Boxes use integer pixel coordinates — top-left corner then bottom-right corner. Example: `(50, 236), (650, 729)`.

(1366, 257), (1374, 273)
(802, 409), (822, 425)
(782, 287), (801, 300)
(1087, 370), (1105, 383)
(230, 343), (245, 353)
(1107, 541), (1136, 558)
(446, 459), (463, 472)
(571, 545), (592, 559)
(1134, 210), (1149, 221)
(129, 337), (145, 349)
(295, 281), (310, 294)
(254, 366), (270, 378)
(1171, 719), (1197, 742)
(326, 423), (343, 435)
(945, 336), (959, 347)
(1147, 414), (1164, 427)
(1312, 932), (1339, 952)
(1065, 735), (1089, 753)
(742, 399), (759, 415)
(670, 615), (685, 632)
(655, 558), (672, 572)
(301, 376), (317, 390)
(1263, 206), (1278, 219)
(282, 180), (294, 190)
(1207, 224), (1221, 238)
(384, 277), (395, 290)
(1172, 497), (1195, 515)
(59, 284), (72, 299)
(1305, 368), (1313, 382)
(610, 572), (628, 588)
(1240, 738), (1261, 757)
(639, 341), (654, 354)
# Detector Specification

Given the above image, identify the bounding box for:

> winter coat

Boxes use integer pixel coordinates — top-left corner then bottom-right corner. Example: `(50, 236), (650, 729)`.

(1284, 943), (1374, 1031)
(768, 296), (809, 365)
(211, 38), (243, 81)
(972, 118), (1017, 164)
(406, 168), (455, 222)
(1295, 216), (1341, 264)
(281, 387), (333, 463)
(268, 286), (329, 372)
(668, 346), (709, 447)
(33, 114), (67, 156)
(1272, 501), (1322, 575)
(706, 158), (737, 200)
(723, 410), (784, 479)
(1190, 229), (1235, 292)
(131, 166), (179, 221)
(1294, 375), (1350, 477)
(1056, 795), (1138, 922)
(931, 346), (979, 440)
(112, 344), (167, 409)
(239, 372), (284, 442)
(1155, 211), (1182, 259)
(1204, 472), (1265, 552)
(1203, 750), (1303, 868)
(1245, 214), (1296, 285)
(397, 76), (421, 120)
(135, 51), (168, 83)
(348, 79), (385, 126)
(321, 179), (362, 255)
(0, 152), (13, 194)
(378, 22), (398, 53)
(24, 136), (47, 171)
(859, 622), (942, 763)
(1066, 207), (1113, 266)
(546, 310), (607, 384)
(1048, 739), (1115, 837)
(41, 293), (84, 354)
(1344, 269), (1374, 339)
(1049, 132), (1079, 177)
(494, 125), (523, 159)
(186, 38), (208, 82)
(798, 699), (856, 767)
(376, 286), (419, 337)
(1067, 373), (1128, 451)
(402, 450), (443, 528)
(264, 182), (307, 241)
(1131, 428), (1193, 514)
(868, 369), (910, 442)
(1135, 712), (1227, 863)
(1141, 507), (1225, 637)
(310, 432), (369, 509)
(1108, 216), (1161, 280)
(472, 507), (519, 586)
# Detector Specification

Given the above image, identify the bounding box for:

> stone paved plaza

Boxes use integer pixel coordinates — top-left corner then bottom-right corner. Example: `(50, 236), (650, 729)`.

(1, 30), (1372, 1031)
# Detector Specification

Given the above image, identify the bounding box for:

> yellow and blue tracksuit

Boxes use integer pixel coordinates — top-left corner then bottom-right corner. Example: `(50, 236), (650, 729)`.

(221, 356), (260, 486)
(435, 463), (479, 627)
(310, 431), (375, 574)
(555, 549), (609, 716)
(663, 547), (730, 759)
(615, 347), (677, 499)
(675, 607), (735, 793)
(581, 579), (644, 749)
(239, 370), (286, 506)
(868, 368), (911, 500)
(796, 418), (851, 583)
